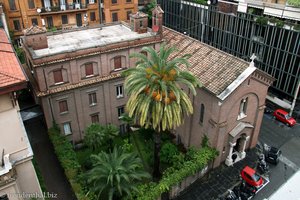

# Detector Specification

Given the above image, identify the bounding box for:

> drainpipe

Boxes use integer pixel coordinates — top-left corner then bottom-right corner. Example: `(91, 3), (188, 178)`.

(0, 5), (10, 39)
(289, 79), (300, 116)
(98, 0), (103, 27)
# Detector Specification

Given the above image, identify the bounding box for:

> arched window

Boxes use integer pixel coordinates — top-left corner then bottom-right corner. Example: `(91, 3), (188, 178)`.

(200, 104), (205, 124)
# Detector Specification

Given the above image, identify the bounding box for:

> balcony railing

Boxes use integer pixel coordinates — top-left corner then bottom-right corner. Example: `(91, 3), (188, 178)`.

(40, 3), (88, 13)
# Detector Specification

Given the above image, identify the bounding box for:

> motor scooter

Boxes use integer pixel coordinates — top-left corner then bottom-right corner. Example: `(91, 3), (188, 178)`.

(257, 154), (269, 175)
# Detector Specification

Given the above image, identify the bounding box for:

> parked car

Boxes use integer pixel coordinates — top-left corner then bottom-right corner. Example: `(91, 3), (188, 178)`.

(273, 109), (296, 127)
(241, 166), (263, 188)
(264, 144), (281, 165)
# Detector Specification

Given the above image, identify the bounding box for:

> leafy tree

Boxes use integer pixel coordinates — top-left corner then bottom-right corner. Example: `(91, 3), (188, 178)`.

(86, 146), (150, 200)
(123, 44), (201, 179)
(84, 124), (119, 152)
(141, 0), (157, 26)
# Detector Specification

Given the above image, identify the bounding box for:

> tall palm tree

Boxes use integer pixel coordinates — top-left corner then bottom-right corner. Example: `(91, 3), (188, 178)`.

(86, 146), (150, 200)
(123, 44), (201, 179)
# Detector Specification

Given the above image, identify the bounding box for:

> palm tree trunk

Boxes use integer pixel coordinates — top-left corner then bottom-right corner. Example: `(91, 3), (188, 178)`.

(153, 132), (161, 180)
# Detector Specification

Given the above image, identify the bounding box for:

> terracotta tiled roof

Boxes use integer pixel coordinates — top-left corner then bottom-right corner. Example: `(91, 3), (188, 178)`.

(130, 12), (148, 18)
(24, 25), (47, 36)
(163, 27), (250, 96)
(0, 29), (27, 90)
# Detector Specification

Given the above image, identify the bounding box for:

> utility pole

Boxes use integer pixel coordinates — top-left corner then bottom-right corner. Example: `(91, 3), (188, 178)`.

(289, 79), (300, 116)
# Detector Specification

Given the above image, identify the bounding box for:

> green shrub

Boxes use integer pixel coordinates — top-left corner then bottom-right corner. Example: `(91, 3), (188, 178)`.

(131, 147), (218, 200)
(255, 16), (268, 26)
(160, 142), (179, 164)
(294, 24), (300, 31)
(276, 19), (284, 28)
(49, 127), (93, 200)
(287, 0), (300, 7)
(268, 17), (277, 24)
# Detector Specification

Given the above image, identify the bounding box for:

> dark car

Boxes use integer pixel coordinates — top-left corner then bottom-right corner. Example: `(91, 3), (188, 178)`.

(265, 146), (281, 165)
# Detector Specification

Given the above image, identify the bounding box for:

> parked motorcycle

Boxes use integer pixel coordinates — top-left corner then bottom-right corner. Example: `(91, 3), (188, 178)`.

(257, 154), (270, 175)
(225, 189), (241, 200)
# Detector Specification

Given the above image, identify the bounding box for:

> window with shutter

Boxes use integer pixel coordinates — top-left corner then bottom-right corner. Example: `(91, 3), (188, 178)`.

(53, 70), (63, 84)
(85, 63), (94, 76)
(88, 93), (97, 106)
(116, 85), (123, 98)
(59, 100), (68, 113)
(9, 0), (17, 10)
(112, 12), (118, 22)
(91, 114), (99, 123)
(114, 56), (122, 70)
(117, 106), (125, 118)
(28, 0), (35, 9)
(63, 123), (72, 135)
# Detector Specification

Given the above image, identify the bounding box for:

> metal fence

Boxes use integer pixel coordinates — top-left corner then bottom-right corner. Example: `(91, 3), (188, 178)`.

(158, 0), (300, 100)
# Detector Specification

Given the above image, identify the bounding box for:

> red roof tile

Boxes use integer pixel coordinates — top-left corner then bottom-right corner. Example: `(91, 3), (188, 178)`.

(0, 29), (27, 91)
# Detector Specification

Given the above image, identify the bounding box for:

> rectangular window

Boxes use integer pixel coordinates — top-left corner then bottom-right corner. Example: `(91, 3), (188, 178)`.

(117, 106), (125, 118)
(116, 85), (123, 98)
(9, 0), (16, 10)
(112, 0), (117, 4)
(31, 18), (38, 26)
(119, 124), (126, 135)
(112, 12), (118, 22)
(53, 70), (63, 83)
(90, 12), (96, 21)
(0, 194), (8, 200)
(47, 16), (54, 28)
(63, 122), (72, 135)
(126, 10), (132, 20)
(139, 20), (143, 27)
(28, 0), (35, 9)
(62, 15), (68, 24)
(59, 100), (68, 113)
(89, 0), (95, 3)
(114, 56), (122, 69)
(85, 63), (93, 76)
(88, 92), (97, 106)
(13, 20), (21, 31)
(91, 114), (99, 123)
(126, 0), (132, 2)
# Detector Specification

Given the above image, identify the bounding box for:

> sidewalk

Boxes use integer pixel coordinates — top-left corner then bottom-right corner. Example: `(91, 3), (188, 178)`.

(173, 149), (258, 200)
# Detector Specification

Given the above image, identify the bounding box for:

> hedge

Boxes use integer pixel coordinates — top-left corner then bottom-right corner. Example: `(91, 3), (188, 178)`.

(132, 147), (218, 200)
(48, 127), (91, 200)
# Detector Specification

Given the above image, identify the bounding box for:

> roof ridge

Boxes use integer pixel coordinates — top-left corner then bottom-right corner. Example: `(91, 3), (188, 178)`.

(0, 70), (24, 82)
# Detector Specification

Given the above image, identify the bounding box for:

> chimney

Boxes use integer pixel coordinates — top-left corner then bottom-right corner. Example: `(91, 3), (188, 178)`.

(152, 5), (164, 33)
(129, 11), (148, 34)
(23, 25), (48, 50)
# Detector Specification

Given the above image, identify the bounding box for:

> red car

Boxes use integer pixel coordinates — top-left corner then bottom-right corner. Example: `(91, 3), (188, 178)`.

(241, 166), (263, 188)
(273, 109), (296, 127)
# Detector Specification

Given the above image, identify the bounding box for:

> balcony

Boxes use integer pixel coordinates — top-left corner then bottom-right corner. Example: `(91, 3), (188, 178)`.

(39, 3), (88, 15)
(237, 0), (300, 21)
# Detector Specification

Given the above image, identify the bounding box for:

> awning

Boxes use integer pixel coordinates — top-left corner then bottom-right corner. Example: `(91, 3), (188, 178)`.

(264, 7), (284, 17)
(282, 10), (300, 21)
(238, 3), (248, 13)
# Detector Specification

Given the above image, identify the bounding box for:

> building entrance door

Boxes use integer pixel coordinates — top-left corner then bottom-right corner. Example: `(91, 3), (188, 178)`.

(76, 14), (82, 27)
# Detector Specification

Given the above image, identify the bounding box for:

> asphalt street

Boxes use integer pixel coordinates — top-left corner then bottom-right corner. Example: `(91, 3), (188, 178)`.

(253, 113), (300, 200)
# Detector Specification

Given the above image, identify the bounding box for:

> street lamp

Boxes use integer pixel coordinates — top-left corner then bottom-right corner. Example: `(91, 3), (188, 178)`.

(289, 79), (300, 116)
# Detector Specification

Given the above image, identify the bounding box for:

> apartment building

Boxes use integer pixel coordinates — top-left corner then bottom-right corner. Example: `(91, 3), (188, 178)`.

(0, 0), (138, 40)
(21, 8), (163, 143)
(0, 29), (43, 200)
(103, 0), (138, 23)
